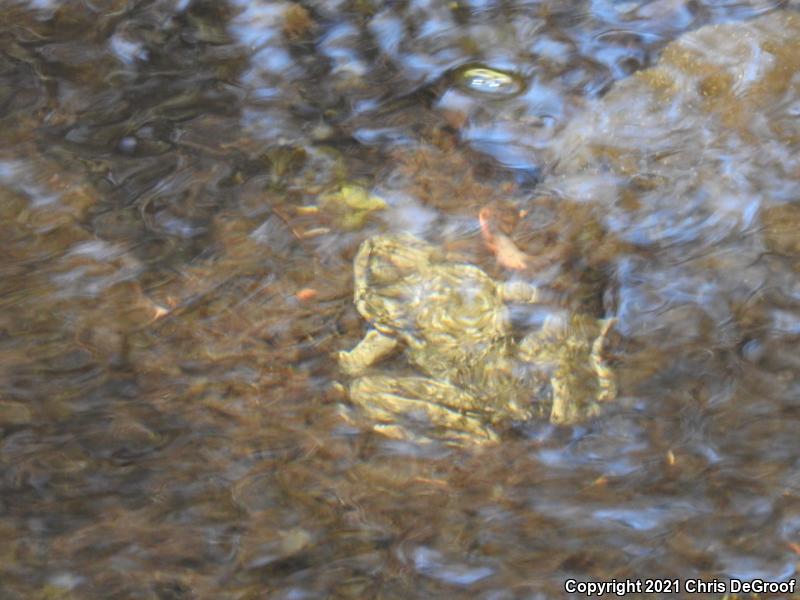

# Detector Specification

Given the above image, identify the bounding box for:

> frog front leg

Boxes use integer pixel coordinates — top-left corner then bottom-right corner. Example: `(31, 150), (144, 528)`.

(590, 318), (617, 402)
(549, 319), (616, 424)
(520, 315), (618, 425)
(348, 375), (499, 443)
(499, 281), (566, 306)
(338, 328), (398, 376)
(550, 365), (601, 425)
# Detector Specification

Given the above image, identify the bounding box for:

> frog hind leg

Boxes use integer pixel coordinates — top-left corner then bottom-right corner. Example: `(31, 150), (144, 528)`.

(348, 375), (498, 443)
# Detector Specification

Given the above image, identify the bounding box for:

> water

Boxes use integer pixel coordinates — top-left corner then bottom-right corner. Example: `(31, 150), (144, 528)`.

(2, 1), (800, 597)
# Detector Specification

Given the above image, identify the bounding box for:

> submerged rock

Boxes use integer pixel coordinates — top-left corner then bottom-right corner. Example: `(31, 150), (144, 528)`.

(539, 9), (800, 371)
(761, 203), (800, 257)
(547, 11), (800, 195)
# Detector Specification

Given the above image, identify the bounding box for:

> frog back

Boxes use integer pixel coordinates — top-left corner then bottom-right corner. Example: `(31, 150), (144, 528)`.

(352, 234), (512, 366)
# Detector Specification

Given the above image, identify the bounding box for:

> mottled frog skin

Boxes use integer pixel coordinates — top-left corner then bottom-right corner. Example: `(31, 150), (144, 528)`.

(338, 233), (616, 443)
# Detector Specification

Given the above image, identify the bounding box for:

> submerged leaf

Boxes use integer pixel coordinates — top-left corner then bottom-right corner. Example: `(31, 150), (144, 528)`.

(319, 185), (387, 229)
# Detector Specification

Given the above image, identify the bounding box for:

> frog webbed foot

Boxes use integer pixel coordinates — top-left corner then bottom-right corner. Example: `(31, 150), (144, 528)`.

(347, 375), (498, 443)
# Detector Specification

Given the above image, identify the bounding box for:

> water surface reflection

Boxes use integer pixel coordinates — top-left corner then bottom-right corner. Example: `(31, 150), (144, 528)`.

(2, 1), (800, 597)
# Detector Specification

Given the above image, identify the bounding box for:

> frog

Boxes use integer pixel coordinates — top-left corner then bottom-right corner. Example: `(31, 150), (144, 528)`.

(338, 233), (617, 444)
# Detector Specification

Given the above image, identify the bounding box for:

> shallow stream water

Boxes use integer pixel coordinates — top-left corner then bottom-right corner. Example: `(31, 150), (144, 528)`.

(2, 1), (800, 598)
